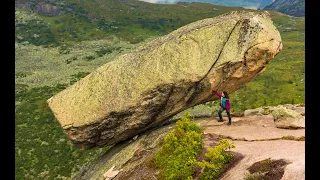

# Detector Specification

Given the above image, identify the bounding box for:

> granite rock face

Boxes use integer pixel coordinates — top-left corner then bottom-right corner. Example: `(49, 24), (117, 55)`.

(47, 11), (282, 149)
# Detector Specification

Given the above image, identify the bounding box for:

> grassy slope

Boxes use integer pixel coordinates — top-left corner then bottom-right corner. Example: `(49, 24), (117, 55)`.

(15, 38), (138, 88)
(15, 0), (304, 179)
(16, 0), (245, 45)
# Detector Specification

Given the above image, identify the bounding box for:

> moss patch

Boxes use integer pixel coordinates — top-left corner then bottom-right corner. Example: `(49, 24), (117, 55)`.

(245, 158), (290, 180)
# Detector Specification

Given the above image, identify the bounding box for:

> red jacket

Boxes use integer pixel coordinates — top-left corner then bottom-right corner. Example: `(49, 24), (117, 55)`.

(212, 90), (230, 112)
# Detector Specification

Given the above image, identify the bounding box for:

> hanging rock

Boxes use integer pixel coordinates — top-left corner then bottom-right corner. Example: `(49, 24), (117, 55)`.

(47, 11), (282, 149)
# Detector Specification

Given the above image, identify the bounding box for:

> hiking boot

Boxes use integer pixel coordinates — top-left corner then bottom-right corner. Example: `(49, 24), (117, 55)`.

(227, 122), (231, 125)
(218, 119), (223, 122)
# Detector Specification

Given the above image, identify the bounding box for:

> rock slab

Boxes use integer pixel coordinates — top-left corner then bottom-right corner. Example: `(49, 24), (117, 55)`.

(47, 11), (282, 149)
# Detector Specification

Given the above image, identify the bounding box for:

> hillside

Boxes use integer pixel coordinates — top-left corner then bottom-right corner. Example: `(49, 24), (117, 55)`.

(15, 0), (304, 179)
(263, 0), (305, 17)
(141, 0), (273, 9)
(15, 0), (246, 45)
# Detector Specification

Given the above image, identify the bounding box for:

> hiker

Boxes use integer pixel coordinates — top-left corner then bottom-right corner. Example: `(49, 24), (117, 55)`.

(212, 89), (232, 125)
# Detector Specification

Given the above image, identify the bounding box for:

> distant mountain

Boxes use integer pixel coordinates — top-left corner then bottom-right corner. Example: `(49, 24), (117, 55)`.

(263, 0), (304, 17)
(141, 0), (273, 9)
(258, 0), (275, 9)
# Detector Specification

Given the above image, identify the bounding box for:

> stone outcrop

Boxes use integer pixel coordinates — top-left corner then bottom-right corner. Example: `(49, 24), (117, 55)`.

(244, 104), (305, 117)
(243, 104), (305, 129)
(47, 11), (282, 149)
(272, 108), (305, 129)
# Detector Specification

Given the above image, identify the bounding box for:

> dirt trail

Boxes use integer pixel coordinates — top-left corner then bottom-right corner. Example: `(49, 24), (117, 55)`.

(197, 115), (305, 180)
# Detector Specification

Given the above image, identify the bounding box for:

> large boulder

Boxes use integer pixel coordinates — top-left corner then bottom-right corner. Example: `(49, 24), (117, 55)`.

(47, 11), (282, 149)
(272, 108), (305, 129)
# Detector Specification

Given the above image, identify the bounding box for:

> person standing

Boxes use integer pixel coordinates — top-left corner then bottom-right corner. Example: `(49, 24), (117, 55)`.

(212, 90), (232, 125)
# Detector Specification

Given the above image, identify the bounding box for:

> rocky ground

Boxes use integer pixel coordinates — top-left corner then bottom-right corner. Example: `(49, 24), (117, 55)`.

(73, 104), (305, 180)
(197, 114), (304, 180)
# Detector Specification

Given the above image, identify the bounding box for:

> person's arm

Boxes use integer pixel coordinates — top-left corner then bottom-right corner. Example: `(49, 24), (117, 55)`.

(212, 90), (222, 97)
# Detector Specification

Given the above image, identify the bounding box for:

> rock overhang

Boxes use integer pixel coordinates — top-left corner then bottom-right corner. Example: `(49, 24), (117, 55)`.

(47, 11), (282, 149)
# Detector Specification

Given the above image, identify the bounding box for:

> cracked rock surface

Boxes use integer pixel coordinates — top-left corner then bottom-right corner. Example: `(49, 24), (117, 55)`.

(47, 11), (282, 149)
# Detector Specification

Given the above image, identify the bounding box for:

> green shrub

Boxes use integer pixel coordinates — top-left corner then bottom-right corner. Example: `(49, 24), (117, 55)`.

(155, 112), (236, 180)
(69, 72), (90, 85)
(155, 112), (204, 180)
(196, 139), (235, 180)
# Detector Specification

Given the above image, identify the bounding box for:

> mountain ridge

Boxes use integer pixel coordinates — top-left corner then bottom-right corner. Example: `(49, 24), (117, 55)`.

(263, 0), (305, 17)
(140, 0), (274, 9)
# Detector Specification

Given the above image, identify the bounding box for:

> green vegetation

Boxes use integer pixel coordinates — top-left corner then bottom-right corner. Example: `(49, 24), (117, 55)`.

(15, 83), (111, 179)
(15, 38), (137, 88)
(40, 12), (111, 45)
(244, 158), (289, 180)
(15, 9), (57, 46)
(244, 172), (265, 180)
(16, 0), (248, 46)
(155, 112), (204, 179)
(282, 136), (305, 141)
(196, 139), (235, 180)
(173, 101), (221, 119)
(155, 112), (235, 179)
(271, 108), (298, 121)
(69, 71), (90, 85)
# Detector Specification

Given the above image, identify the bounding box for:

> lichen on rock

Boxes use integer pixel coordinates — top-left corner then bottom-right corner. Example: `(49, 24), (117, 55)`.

(271, 108), (304, 129)
(47, 11), (282, 149)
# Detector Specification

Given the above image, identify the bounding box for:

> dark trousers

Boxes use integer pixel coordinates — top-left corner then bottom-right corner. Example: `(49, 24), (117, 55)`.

(218, 107), (231, 123)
